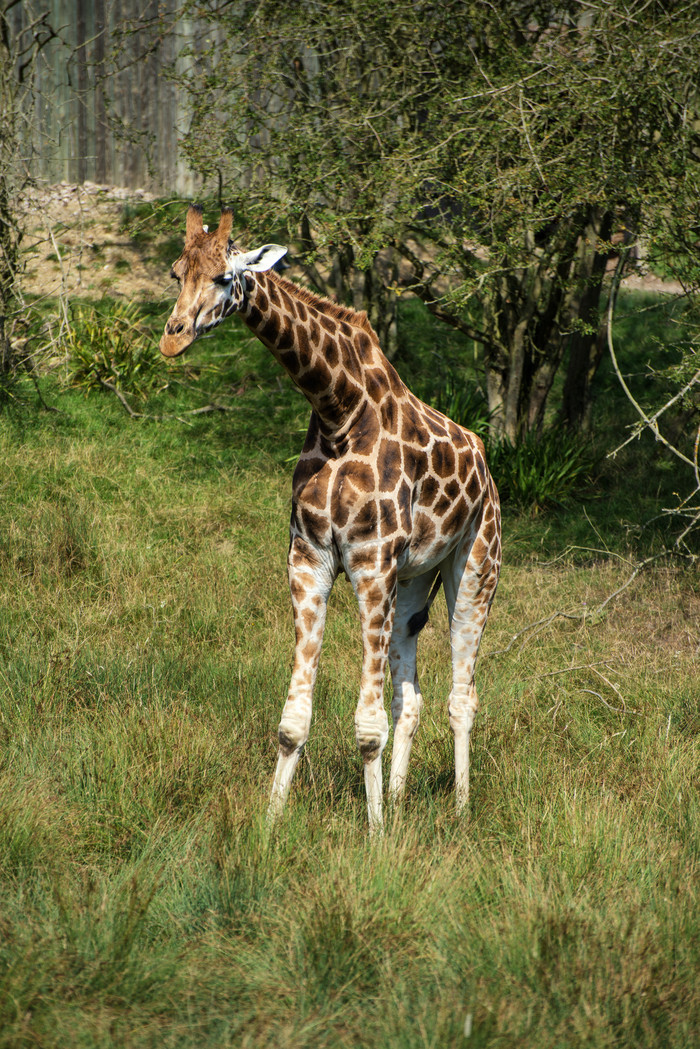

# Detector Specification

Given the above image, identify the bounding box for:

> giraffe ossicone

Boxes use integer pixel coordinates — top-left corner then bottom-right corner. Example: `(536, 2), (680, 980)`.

(161, 205), (502, 833)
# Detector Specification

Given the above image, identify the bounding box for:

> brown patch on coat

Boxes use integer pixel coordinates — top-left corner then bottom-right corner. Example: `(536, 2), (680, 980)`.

(418, 475), (440, 506)
(412, 511), (437, 549)
(365, 368), (391, 403)
(397, 480), (413, 531)
(431, 441), (456, 478)
(347, 461), (376, 493)
(465, 469), (482, 502)
(403, 446), (428, 479)
(347, 499), (379, 542)
(443, 498), (468, 534)
(299, 507), (330, 545)
(401, 404), (431, 446)
(293, 455), (327, 495)
(377, 439), (403, 491)
(302, 359), (333, 396)
(323, 334), (339, 368)
(381, 398), (399, 435)
(350, 410), (380, 456)
(379, 499), (398, 536)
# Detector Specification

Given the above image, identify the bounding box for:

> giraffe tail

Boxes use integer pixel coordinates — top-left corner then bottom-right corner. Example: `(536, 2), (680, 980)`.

(407, 575), (443, 636)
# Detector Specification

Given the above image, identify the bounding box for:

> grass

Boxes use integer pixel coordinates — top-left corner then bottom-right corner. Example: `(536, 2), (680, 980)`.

(0, 289), (698, 1047)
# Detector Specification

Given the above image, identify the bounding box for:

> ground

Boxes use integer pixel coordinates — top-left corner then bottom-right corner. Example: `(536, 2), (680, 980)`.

(20, 181), (170, 302)
(19, 182), (686, 303)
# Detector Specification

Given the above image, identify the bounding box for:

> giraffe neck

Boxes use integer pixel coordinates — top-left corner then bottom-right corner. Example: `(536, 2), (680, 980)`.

(242, 271), (390, 436)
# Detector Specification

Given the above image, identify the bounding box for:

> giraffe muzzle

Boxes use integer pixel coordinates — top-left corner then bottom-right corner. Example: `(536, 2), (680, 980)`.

(159, 320), (195, 358)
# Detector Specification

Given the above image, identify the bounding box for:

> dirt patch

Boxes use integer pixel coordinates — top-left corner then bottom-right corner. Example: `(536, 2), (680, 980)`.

(617, 270), (685, 296)
(20, 181), (176, 303)
(19, 181), (687, 303)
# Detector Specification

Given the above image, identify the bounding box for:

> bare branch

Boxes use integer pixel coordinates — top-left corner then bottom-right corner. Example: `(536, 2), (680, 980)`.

(606, 249), (698, 469)
(485, 552), (664, 661)
(579, 689), (641, 717)
(97, 378), (143, 417)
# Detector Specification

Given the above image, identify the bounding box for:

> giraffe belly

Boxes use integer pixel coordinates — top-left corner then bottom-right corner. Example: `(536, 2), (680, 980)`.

(397, 532), (464, 580)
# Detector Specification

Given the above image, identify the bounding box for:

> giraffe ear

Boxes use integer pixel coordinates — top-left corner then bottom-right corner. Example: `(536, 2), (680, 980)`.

(185, 204), (204, 243)
(227, 244), (288, 276)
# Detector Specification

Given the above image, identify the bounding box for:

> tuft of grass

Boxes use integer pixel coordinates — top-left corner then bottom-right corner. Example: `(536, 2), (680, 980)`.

(488, 426), (596, 514)
(63, 301), (166, 397)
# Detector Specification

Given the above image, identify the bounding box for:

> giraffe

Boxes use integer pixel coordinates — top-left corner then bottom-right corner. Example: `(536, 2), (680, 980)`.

(160, 205), (501, 832)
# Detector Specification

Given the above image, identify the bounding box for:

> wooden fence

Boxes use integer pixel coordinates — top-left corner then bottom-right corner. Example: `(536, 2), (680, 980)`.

(10, 0), (202, 195)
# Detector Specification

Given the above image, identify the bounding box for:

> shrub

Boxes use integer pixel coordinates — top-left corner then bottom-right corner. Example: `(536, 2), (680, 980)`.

(64, 302), (164, 398)
(488, 427), (595, 514)
(428, 375), (492, 438)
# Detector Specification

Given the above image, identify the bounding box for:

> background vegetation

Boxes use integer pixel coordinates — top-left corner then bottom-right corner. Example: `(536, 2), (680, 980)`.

(1, 269), (698, 1046)
(178, 0), (700, 439)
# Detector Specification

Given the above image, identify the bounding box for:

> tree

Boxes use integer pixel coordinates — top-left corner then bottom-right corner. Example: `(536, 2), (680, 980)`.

(0, 1), (59, 383)
(158, 2), (700, 437)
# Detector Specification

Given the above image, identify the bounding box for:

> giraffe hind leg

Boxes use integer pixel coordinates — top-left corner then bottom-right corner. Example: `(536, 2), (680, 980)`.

(388, 573), (436, 804)
(444, 530), (500, 815)
(406, 573), (443, 636)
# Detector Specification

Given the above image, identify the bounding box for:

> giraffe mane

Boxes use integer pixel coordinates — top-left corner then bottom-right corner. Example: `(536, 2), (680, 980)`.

(267, 271), (377, 337)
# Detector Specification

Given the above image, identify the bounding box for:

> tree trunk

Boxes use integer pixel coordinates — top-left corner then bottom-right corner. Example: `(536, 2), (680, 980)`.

(479, 214), (614, 440)
(526, 353), (563, 433)
(503, 316), (529, 442)
(483, 338), (509, 440)
(561, 211), (614, 430)
(361, 256), (398, 359)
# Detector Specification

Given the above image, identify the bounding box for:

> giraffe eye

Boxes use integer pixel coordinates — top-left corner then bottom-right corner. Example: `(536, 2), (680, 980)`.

(214, 274), (233, 287)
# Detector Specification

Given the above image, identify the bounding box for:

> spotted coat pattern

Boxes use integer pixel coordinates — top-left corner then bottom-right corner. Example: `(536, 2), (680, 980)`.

(161, 207), (501, 832)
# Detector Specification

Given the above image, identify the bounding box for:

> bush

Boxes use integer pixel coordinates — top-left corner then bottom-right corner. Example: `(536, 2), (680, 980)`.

(64, 302), (165, 398)
(488, 427), (595, 515)
(428, 375), (492, 438)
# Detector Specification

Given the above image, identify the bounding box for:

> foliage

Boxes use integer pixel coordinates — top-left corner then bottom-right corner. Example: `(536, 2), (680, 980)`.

(431, 375), (492, 437)
(489, 427), (595, 515)
(604, 275), (700, 557)
(175, 0), (700, 439)
(119, 199), (191, 268)
(63, 301), (166, 397)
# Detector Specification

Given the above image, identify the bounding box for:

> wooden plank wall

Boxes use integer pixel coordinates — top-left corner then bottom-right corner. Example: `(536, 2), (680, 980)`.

(10, 0), (202, 196)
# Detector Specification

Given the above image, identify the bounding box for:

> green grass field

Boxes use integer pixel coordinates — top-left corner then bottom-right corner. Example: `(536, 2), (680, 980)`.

(0, 287), (698, 1047)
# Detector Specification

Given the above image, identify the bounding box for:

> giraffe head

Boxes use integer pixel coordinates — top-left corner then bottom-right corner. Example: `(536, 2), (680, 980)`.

(160, 205), (287, 358)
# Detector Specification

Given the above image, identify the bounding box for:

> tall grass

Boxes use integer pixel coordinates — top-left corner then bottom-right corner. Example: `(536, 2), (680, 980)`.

(0, 294), (697, 1047)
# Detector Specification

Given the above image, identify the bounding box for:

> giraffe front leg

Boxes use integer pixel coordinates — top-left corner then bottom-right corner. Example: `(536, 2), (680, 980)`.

(268, 543), (333, 824)
(388, 574), (435, 804)
(352, 568), (396, 834)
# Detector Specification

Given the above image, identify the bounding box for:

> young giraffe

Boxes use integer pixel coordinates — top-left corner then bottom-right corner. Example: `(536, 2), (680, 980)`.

(161, 206), (501, 832)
